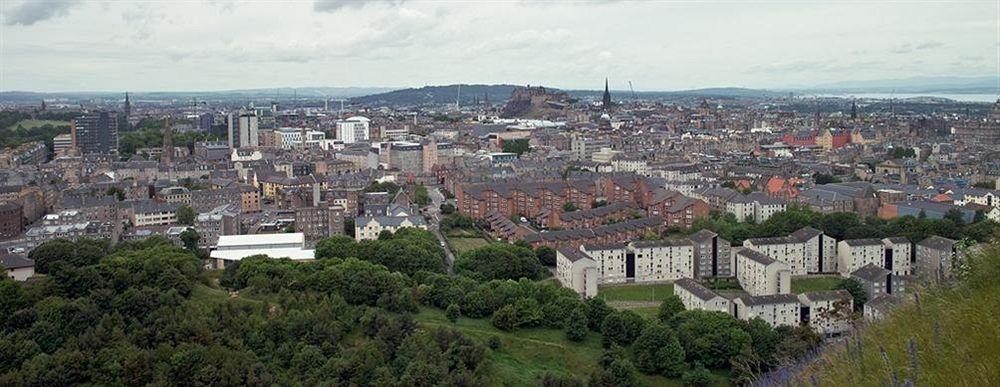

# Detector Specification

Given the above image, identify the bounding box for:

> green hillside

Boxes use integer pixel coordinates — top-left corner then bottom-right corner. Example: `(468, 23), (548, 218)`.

(796, 242), (1000, 385)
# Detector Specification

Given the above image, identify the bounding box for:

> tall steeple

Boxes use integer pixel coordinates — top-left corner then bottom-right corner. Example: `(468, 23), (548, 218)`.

(851, 99), (857, 120)
(602, 78), (612, 110)
(162, 117), (173, 164)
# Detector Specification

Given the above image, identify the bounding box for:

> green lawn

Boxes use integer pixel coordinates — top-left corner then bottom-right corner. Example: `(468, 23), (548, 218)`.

(6, 119), (70, 130)
(598, 283), (675, 302)
(790, 276), (843, 294)
(448, 237), (492, 254)
(413, 308), (680, 386)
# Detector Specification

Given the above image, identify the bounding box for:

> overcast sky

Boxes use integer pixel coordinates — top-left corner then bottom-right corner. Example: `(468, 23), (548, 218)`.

(1, 0), (997, 92)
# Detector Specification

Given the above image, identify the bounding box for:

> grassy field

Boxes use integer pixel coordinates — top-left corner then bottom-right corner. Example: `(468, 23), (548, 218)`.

(790, 276), (842, 294)
(6, 119), (70, 130)
(413, 308), (681, 386)
(448, 237), (492, 254)
(597, 283), (675, 302)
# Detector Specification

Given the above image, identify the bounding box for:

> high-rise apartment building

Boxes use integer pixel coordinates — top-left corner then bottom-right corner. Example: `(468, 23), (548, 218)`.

(71, 112), (119, 154)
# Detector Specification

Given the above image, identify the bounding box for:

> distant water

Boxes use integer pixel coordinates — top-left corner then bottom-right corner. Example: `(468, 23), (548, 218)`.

(815, 93), (998, 103)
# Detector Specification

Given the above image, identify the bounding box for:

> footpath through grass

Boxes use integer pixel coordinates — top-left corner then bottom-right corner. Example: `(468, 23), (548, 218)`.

(414, 308), (679, 386)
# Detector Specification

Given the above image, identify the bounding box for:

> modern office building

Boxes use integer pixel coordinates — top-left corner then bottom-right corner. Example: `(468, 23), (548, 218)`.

(336, 116), (371, 144)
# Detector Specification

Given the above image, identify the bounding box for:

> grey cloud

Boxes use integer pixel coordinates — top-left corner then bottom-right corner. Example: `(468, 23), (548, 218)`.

(314, 0), (407, 12)
(914, 41), (943, 50)
(891, 41), (944, 54)
(3, 0), (80, 26)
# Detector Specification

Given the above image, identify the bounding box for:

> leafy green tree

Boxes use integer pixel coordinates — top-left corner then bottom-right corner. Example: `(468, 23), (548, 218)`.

(813, 173), (841, 185)
(28, 238), (109, 273)
(179, 228), (200, 251)
(176, 204), (195, 225)
(414, 185), (431, 207)
(601, 310), (645, 347)
(455, 243), (543, 280)
(657, 294), (685, 323)
(944, 208), (966, 225)
(540, 372), (584, 387)
(584, 297), (614, 331)
(590, 349), (641, 387)
(836, 278), (868, 312)
(535, 246), (557, 266)
(673, 310), (751, 368)
(105, 186), (126, 201)
(439, 203), (455, 214)
(501, 138), (530, 155)
(681, 364), (714, 387)
(565, 306), (588, 342)
(562, 202), (578, 212)
(365, 181), (401, 195)
(632, 323), (686, 377)
(445, 303), (461, 323)
(491, 304), (518, 331)
(315, 235), (359, 259)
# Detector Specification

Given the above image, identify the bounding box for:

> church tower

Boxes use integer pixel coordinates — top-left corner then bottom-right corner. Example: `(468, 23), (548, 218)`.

(602, 78), (612, 110)
(124, 92), (132, 131)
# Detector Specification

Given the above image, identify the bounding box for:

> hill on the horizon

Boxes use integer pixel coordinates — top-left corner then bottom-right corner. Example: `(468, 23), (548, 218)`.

(349, 84), (788, 107)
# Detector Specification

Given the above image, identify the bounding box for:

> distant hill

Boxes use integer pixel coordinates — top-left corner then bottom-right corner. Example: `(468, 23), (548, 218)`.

(348, 84), (524, 107)
(566, 87), (788, 99)
(0, 87), (394, 103)
(350, 85), (787, 106)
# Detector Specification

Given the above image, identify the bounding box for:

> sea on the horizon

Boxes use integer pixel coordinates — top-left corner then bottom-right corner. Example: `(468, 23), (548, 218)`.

(815, 93), (998, 103)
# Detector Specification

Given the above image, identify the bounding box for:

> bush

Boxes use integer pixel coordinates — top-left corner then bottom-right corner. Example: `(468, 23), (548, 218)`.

(445, 303), (461, 323)
(487, 335), (502, 350)
(601, 310), (645, 348)
(682, 364), (713, 387)
(565, 307), (589, 342)
(491, 305), (519, 331)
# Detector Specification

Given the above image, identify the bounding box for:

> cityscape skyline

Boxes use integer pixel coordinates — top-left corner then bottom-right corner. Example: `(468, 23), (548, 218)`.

(1, 0), (997, 92)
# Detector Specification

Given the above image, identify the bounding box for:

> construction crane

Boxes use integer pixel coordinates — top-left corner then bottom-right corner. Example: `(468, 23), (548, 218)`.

(628, 81), (637, 100)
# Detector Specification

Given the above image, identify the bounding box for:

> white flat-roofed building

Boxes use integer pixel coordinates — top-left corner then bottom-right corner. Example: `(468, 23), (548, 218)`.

(733, 294), (800, 327)
(336, 116), (371, 144)
(674, 278), (731, 314)
(209, 232), (314, 269)
(580, 243), (628, 284)
(274, 127), (326, 150)
(629, 238), (695, 282)
(735, 248), (791, 296)
(744, 227), (837, 275)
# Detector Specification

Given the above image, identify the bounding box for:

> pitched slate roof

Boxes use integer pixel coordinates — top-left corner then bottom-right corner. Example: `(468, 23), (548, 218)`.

(557, 247), (593, 263)
(917, 235), (956, 251)
(851, 264), (890, 282)
(736, 293), (800, 306)
(675, 278), (721, 301)
(798, 289), (852, 303)
(736, 248), (778, 265)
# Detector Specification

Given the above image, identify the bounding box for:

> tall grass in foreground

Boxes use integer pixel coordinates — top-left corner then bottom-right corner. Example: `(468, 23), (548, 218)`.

(793, 242), (1000, 386)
